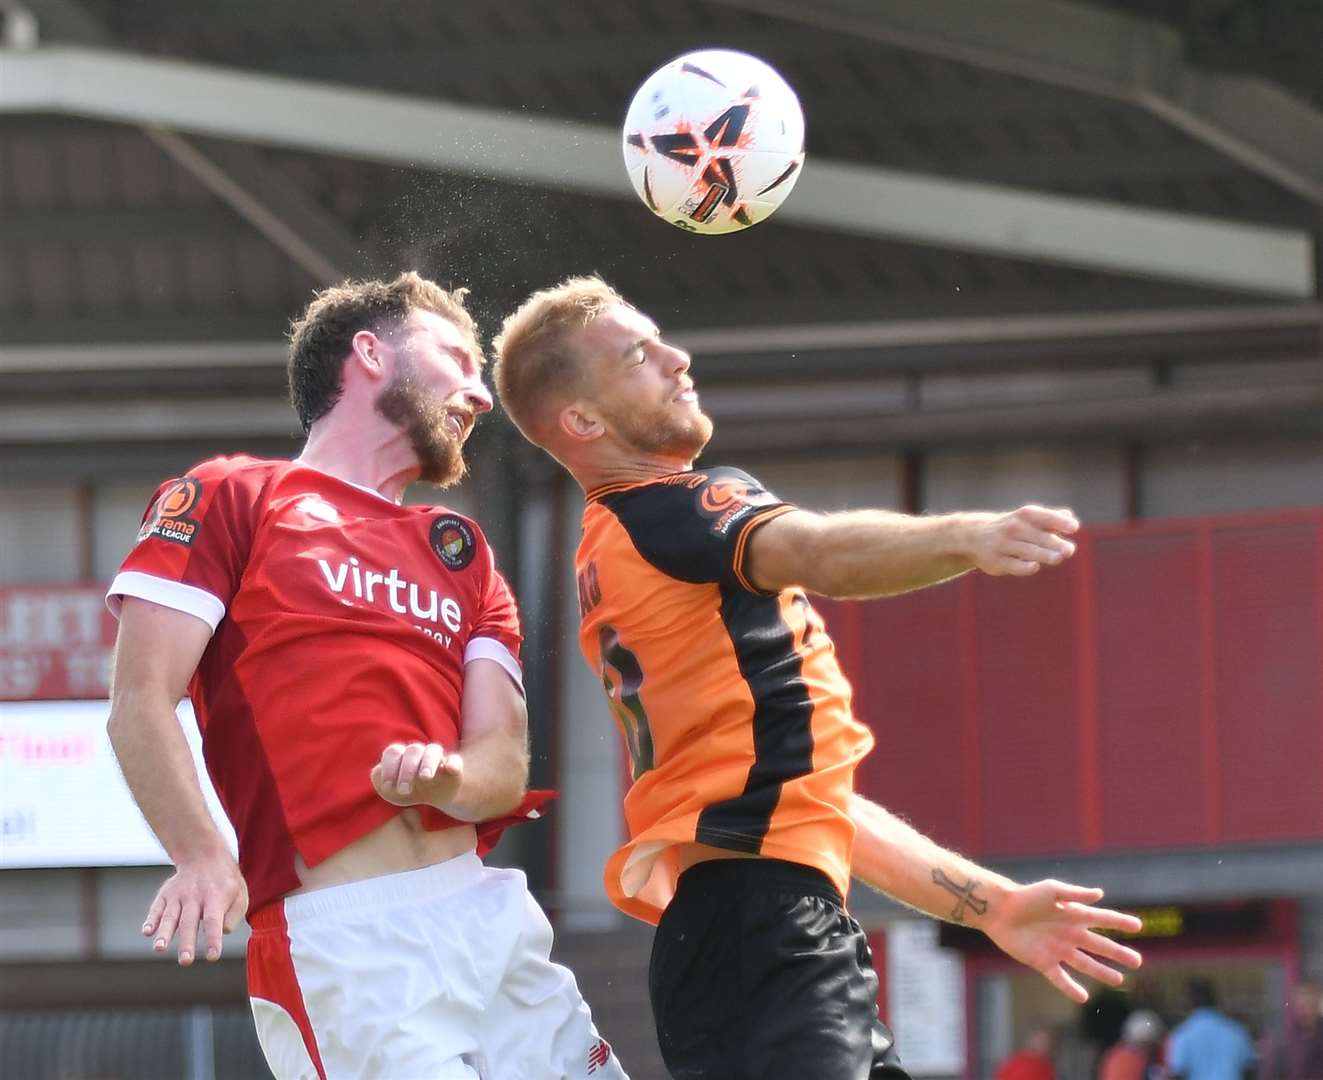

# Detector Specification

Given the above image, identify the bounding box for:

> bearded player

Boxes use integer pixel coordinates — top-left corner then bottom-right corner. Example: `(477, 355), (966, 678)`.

(106, 273), (628, 1080)
(493, 276), (1142, 1080)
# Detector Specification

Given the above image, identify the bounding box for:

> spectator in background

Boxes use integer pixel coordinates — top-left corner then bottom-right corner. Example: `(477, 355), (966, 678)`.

(1285, 982), (1323, 1080)
(1168, 977), (1256, 1080)
(1099, 1009), (1166, 1080)
(996, 1027), (1056, 1080)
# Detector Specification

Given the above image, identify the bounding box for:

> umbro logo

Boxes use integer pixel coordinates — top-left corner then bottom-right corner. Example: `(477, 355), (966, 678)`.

(295, 495), (341, 523)
(587, 1037), (611, 1073)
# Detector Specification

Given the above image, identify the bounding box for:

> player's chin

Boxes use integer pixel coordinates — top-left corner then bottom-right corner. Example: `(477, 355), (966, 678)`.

(418, 442), (467, 488)
(422, 459), (467, 489)
(675, 413), (714, 456)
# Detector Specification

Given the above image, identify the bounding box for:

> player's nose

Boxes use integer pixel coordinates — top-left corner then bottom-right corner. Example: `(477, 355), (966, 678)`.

(464, 380), (493, 415)
(666, 345), (692, 375)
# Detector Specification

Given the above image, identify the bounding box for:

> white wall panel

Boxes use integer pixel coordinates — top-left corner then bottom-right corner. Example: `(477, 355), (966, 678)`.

(553, 484), (625, 929)
(92, 480), (159, 582)
(0, 485), (82, 584)
(0, 868), (82, 959)
(925, 447), (1128, 524)
(1143, 439), (1323, 517)
(743, 455), (905, 512)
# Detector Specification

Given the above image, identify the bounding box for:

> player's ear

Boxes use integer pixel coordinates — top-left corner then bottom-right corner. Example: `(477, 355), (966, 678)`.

(559, 402), (604, 443)
(349, 330), (387, 381)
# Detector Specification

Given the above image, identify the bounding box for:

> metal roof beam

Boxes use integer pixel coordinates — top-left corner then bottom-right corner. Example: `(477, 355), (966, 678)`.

(3, 302), (1317, 373)
(7, 378), (1318, 448)
(0, 44), (1312, 297)
(11, 0), (368, 282)
(706, 0), (1323, 208)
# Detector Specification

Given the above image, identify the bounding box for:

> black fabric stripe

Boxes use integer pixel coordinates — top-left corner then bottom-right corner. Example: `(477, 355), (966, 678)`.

(695, 585), (816, 852)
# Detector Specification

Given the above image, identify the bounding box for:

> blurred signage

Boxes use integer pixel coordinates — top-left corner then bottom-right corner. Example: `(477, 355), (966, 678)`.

(0, 699), (236, 867)
(886, 919), (966, 1075)
(1118, 900), (1272, 941)
(0, 585), (117, 700)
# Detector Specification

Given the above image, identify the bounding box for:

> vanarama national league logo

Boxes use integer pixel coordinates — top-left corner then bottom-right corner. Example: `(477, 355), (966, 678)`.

(430, 514), (476, 571)
(139, 476), (203, 546)
(698, 477), (760, 536)
(699, 478), (749, 514)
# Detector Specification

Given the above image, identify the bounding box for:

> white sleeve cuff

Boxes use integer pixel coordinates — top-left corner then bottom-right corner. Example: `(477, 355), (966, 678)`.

(106, 571), (226, 631)
(463, 637), (523, 692)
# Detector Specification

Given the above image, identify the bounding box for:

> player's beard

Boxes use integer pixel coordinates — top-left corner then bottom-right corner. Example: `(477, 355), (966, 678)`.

(608, 396), (713, 461)
(375, 356), (467, 488)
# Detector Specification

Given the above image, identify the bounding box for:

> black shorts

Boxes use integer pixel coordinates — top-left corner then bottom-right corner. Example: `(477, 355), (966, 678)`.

(648, 857), (912, 1080)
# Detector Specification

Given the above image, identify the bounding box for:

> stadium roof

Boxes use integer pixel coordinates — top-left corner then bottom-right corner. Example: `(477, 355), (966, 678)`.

(1, 0), (1320, 454)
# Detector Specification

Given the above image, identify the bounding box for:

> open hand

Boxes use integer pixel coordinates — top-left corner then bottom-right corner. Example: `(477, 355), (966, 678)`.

(984, 879), (1142, 1003)
(969, 505), (1079, 577)
(142, 852), (247, 966)
(370, 741), (463, 810)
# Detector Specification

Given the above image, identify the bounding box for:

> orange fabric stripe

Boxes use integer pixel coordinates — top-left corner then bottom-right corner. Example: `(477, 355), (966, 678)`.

(585, 470), (694, 504)
(732, 504), (798, 592)
(579, 486), (872, 926)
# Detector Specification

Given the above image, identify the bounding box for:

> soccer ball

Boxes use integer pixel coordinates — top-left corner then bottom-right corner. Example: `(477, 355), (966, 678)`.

(622, 49), (805, 235)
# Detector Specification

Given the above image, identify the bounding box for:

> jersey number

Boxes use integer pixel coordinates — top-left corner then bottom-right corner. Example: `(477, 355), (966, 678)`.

(599, 626), (654, 780)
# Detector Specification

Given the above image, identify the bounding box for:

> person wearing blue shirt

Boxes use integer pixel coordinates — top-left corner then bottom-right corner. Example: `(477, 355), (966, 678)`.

(1168, 977), (1257, 1080)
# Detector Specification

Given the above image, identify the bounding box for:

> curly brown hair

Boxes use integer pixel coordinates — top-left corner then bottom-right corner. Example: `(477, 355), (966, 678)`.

(287, 271), (479, 432)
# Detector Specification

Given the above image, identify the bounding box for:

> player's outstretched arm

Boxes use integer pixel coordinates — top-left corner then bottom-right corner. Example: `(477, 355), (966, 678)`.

(746, 504), (1079, 598)
(848, 794), (1141, 1003)
(108, 598), (247, 966)
(371, 658), (529, 821)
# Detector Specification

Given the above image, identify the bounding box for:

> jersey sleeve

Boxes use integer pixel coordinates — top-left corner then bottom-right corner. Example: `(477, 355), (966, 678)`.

(601, 466), (795, 593)
(463, 536), (523, 691)
(106, 458), (260, 631)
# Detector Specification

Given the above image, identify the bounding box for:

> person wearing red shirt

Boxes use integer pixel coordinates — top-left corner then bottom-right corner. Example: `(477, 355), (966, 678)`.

(106, 272), (627, 1080)
(1099, 1010), (1165, 1080)
(997, 1029), (1057, 1080)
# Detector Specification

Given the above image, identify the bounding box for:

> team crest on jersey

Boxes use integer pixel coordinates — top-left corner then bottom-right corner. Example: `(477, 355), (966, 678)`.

(430, 514), (476, 570)
(139, 476), (203, 547)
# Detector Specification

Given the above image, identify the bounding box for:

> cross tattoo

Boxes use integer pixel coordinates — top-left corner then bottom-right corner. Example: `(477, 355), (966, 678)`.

(932, 869), (988, 923)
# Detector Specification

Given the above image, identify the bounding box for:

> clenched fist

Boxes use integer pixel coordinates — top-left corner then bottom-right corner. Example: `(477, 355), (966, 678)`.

(965, 505), (1079, 577)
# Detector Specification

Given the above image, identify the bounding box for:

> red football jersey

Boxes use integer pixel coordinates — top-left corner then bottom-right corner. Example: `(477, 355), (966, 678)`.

(108, 455), (548, 912)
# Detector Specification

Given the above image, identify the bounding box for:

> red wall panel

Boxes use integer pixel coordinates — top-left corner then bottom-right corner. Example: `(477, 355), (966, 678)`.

(1092, 530), (1207, 849)
(820, 583), (970, 852)
(971, 571), (1086, 857)
(835, 509), (1323, 860)
(1211, 519), (1323, 843)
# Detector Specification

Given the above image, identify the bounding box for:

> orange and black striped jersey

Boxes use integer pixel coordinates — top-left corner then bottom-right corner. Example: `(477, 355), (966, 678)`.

(576, 465), (874, 925)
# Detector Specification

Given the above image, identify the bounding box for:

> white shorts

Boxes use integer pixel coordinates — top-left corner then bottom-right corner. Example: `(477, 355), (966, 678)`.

(246, 852), (629, 1080)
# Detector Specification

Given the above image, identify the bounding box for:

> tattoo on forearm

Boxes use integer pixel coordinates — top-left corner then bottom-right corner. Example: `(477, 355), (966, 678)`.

(932, 869), (988, 922)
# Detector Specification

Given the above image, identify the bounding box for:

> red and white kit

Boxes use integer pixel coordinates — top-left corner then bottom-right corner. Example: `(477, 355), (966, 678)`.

(108, 455), (627, 1080)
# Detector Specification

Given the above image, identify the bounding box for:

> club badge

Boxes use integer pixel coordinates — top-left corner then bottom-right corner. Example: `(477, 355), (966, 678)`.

(430, 514), (476, 570)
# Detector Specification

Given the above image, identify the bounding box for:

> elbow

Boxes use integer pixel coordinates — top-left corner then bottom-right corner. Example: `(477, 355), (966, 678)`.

(450, 783), (524, 823)
(490, 784), (526, 820)
(497, 752), (531, 815)
(105, 704), (131, 750)
(450, 753), (528, 822)
(482, 760), (529, 819)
